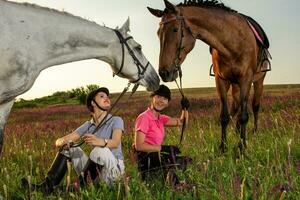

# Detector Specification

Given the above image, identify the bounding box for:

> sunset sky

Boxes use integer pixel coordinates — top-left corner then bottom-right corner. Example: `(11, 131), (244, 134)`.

(11, 0), (299, 99)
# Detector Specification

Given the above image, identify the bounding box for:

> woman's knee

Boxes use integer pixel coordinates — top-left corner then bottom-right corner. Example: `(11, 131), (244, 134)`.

(89, 147), (112, 165)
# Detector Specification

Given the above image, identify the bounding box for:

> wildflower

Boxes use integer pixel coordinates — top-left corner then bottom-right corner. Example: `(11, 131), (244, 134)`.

(287, 138), (292, 158)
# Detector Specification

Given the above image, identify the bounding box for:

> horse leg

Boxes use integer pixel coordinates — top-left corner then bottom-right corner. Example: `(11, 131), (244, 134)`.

(252, 73), (266, 133)
(230, 84), (240, 117)
(230, 83), (240, 134)
(0, 100), (15, 155)
(238, 77), (252, 152)
(215, 77), (230, 153)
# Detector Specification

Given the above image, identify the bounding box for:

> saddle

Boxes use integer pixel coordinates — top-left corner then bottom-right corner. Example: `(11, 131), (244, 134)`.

(242, 14), (272, 72)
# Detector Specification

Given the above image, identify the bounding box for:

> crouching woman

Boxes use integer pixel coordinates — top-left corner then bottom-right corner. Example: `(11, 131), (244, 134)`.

(22, 87), (125, 193)
(134, 84), (191, 185)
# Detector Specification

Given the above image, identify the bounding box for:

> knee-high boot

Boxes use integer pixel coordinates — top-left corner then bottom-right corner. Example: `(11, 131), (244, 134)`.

(21, 152), (68, 193)
(79, 159), (102, 186)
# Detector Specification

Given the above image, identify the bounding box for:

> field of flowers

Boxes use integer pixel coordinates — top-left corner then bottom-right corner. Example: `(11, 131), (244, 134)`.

(0, 84), (299, 199)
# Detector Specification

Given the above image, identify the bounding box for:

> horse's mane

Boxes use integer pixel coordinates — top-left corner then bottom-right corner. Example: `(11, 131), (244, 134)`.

(5, 0), (98, 25)
(177, 0), (237, 13)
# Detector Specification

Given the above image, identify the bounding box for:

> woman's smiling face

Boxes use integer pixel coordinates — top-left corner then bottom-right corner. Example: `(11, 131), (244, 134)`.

(151, 95), (169, 111)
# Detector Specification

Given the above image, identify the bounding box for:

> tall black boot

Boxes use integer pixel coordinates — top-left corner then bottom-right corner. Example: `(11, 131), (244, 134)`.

(79, 159), (102, 186)
(22, 152), (68, 193)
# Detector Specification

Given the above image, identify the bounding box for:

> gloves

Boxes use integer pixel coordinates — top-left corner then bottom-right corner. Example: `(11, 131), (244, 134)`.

(181, 96), (190, 110)
(160, 145), (181, 155)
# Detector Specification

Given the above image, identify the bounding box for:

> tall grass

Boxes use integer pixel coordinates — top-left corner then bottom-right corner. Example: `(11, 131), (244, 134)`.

(0, 85), (299, 199)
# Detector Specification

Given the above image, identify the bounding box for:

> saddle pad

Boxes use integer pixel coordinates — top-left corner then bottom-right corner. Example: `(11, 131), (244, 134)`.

(241, 14), (270, 49)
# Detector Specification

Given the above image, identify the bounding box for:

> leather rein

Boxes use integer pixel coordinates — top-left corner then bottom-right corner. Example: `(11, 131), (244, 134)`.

(61, 29), (149, 150)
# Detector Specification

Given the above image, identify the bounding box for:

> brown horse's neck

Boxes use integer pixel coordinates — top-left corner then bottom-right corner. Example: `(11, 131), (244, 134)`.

(181, 6), (252, 58)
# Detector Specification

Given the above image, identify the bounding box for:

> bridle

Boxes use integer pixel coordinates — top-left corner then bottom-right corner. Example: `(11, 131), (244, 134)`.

(113, 29), (149, 84)
(159, 12), (195, 145)
(159, 12), (195, 84)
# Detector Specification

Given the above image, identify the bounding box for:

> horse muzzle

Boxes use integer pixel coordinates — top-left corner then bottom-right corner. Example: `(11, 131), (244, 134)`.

(142, 66), (160, 91)
(159, 67), (178, 82)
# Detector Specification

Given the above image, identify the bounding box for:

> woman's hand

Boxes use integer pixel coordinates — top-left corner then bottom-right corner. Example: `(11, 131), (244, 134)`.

(181, 96), (190, 110)
(55, 138), (65, 148)
(54, 132), (81, 148)
(82, 134), (101, 146)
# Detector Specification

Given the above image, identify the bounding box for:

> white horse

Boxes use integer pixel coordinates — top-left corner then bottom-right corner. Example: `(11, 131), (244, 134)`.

(0, 0), (160, 153)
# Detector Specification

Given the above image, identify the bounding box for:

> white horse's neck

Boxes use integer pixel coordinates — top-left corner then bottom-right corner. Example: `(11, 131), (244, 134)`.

(2, 0), (117, 71)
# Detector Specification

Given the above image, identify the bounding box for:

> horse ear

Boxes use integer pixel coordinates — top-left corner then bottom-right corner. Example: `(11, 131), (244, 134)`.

(120, 17), (130, 33)
(147, 7), (164, 18)
(164, 0), (176, 13)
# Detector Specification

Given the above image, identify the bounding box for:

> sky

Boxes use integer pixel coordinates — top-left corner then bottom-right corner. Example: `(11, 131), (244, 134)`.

(10, 0), (299, 100)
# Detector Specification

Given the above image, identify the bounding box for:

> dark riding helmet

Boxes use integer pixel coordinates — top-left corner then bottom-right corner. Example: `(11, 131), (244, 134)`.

(86, 87), (109, 112)
(150, 84), (171, 101)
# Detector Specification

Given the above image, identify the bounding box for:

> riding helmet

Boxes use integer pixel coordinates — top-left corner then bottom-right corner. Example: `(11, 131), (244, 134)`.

(151, 84), (171, 101)
(86, 87), (109, 112)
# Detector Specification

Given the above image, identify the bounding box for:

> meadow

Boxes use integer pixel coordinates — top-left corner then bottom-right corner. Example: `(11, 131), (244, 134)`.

(0, 84), (299, 199)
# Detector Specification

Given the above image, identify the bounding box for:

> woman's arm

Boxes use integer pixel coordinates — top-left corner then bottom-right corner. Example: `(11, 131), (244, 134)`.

(134, 131), (161, 152)
(165, 110), (189, 127)
(55, 132), (81, 148)
(83, 129), (122, 149)
(105, 129), (122, 148)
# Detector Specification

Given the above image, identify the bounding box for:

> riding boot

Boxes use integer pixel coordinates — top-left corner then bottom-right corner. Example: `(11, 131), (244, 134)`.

(79, 159), (102, 186)
(21, 152), (68, 193)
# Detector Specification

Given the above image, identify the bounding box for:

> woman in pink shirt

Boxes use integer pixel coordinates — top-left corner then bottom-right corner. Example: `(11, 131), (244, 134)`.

(134, 84), (190, 184)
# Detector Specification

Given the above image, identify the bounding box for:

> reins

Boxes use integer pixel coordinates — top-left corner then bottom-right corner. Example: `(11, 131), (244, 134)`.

(174, 72), (187, 146)
(60, 82), (138, 151)
(60, 29), (150, 151)
(162, 10), (190, 146)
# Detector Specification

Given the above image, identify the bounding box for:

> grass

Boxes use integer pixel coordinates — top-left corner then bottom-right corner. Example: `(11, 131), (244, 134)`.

(0, 84), (299, 199)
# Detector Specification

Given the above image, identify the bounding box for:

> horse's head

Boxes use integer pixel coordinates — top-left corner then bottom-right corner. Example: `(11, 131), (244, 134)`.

(148, 0), (196, 82)
(111, 18), (159, 91)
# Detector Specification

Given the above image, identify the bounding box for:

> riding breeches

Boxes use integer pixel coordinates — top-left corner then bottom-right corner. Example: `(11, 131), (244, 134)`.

(61, 147), (125, 184)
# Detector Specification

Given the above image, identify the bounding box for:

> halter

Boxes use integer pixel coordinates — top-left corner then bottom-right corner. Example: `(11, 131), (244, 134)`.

(113, 29), (149, 84)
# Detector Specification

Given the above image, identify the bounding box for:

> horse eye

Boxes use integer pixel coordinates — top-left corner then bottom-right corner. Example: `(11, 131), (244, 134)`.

(173, 28), (178, 32)
(135, 45), (142, 51)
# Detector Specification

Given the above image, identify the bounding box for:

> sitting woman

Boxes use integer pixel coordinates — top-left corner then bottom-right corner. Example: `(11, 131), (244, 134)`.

(22, 87), (125, 193)
(134, 84), (191, 185)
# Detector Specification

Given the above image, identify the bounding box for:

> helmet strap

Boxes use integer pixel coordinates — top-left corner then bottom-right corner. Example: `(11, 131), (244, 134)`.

(153, 105), (163, 113)
(92, 99), (107, 111)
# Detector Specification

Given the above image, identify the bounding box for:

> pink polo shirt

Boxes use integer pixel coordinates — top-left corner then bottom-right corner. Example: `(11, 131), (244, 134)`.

(135, 108), (170, 145)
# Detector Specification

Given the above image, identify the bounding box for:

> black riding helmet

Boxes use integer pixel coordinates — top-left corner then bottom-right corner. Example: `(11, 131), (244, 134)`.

(150, 84), (171, 101)
(86, 87), (109, 112)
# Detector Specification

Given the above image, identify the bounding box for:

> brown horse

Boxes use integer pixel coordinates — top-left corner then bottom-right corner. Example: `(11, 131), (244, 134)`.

(148, 0), (271, 152)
